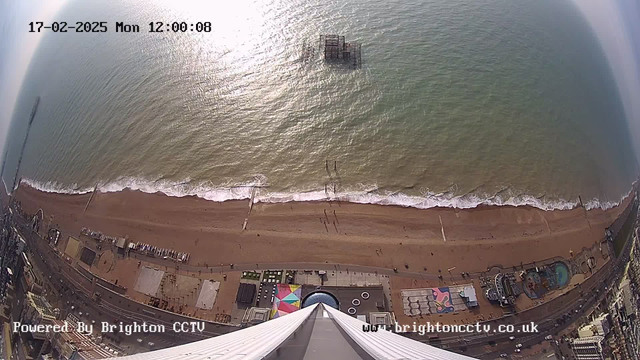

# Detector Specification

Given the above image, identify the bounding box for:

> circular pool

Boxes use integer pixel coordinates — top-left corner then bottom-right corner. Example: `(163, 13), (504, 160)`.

(554, 262), (570, 287)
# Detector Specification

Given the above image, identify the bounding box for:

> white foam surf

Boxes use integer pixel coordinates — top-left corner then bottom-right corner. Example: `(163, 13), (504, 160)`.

(21, 178), (94, 195)
(19, 176), (634, 211)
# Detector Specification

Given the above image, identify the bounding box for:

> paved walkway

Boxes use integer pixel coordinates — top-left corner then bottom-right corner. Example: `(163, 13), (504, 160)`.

(127, 251), (566, 282)
(14, 207), (637, 359)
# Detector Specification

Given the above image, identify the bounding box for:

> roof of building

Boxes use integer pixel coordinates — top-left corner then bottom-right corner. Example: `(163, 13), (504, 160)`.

(115, 237), (126, 248)
(572, 335), (605, 345)
(578, 324), (600, 338)
(26, 291), (56, 319)
(461, 285), (478, 305)
(242, 307), (271, 324)
(48, 320), (115, 359)
(593, 313), (608, 321)
(236, 282), (256, 304)
(369, 312), (393, 326)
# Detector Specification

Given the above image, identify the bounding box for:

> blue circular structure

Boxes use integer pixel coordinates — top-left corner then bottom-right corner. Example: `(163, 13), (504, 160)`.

(302, 291), (339, 309)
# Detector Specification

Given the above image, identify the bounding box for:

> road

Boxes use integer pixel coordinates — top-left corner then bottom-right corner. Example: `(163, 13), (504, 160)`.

(460, 224), (633, 359)
(14, 208), (636, 359)
(15, 217), (239, 354)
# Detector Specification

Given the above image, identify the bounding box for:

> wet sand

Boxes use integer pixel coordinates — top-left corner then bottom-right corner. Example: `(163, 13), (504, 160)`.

(14, 185), (629, 275)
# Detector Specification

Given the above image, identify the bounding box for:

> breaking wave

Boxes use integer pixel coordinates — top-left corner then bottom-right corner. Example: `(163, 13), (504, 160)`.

(19, 176), (634, 211)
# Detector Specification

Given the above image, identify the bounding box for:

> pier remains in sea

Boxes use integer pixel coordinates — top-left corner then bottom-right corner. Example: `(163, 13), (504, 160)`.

(301, 34), (362, 69)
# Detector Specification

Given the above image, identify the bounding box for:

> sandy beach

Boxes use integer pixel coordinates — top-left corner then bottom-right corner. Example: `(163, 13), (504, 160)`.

(14, 184), (629, 275)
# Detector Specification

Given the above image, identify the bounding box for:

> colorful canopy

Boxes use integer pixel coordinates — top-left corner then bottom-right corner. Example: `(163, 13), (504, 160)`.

(271, 284), (302, 319)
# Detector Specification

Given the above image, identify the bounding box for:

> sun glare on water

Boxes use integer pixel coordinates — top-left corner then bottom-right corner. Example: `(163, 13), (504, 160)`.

(154, 0), (268, 51)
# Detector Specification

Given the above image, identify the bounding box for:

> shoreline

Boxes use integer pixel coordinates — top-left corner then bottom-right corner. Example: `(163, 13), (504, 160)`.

(13, 183), (634, 276)
(20, 177), (637, 212)
(13, 182), (636, 330)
